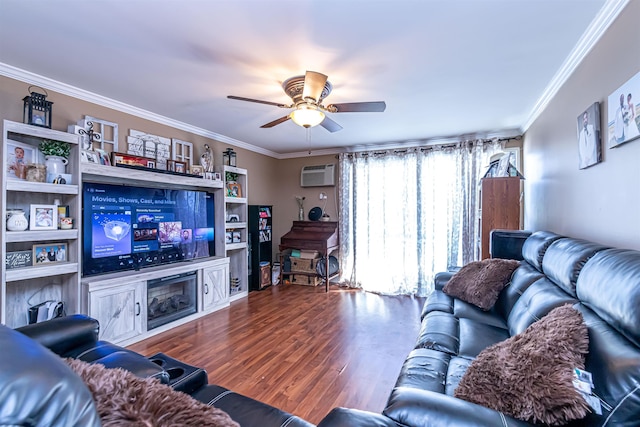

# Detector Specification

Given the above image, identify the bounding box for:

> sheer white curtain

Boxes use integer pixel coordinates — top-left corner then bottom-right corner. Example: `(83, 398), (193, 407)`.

(337, 140), (502, 296)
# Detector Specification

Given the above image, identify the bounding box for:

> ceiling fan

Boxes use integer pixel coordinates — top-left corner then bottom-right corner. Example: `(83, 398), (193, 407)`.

(227, 70), (386, 132)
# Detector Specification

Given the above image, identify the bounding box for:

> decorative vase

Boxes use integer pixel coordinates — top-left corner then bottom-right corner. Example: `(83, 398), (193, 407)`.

(298, 207), (304, 221)
(44, 155), (68, 176)
(6, 209), (28, 231)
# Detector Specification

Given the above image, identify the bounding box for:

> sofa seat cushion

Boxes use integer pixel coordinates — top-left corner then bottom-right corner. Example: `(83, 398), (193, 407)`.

(393, 348), (450, 393)
(65, 358), (239, 427)
(415, 312), (509, 358)
(385, 387), (531, 427)
(391, 351), (475, 398)
(455, 305), (589, 426)
(443, 259), (521, 310)
(192, 384), (314, 427)
(415, 311), (459, 354)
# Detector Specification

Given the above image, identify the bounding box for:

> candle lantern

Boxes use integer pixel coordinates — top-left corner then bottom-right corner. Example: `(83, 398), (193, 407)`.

(23, 86), (53, 128)
(223, 148), (237, 167)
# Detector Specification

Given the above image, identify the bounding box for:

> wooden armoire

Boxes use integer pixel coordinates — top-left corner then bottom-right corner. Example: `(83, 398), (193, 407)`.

(480, 177), (521, 259)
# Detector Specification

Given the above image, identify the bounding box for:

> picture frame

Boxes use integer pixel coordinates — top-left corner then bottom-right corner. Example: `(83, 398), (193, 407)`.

(227, 182), (242, 198)
(32, 242), (67, 265)
(166, 160), (176, 172)
(577, 102), (602, 169)
(81, 150), (100, 164)
(174, 160), (187, 173)
(29, 204), (58, 230)
(6, 140), (36, 180)
(607, 71), (640, 148)
(94, 148), (111, 166)
(111, 152), (156, 168)
(190, 165), (204, 176)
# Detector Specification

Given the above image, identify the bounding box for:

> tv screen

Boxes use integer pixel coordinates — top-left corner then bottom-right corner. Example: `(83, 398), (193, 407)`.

(82, 182), (215, 276)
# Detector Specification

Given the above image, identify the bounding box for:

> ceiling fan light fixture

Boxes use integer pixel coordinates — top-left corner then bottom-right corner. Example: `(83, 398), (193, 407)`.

(291, 106), (325, 128)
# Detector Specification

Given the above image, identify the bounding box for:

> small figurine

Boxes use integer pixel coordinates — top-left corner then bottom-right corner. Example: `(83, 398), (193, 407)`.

(200, 144), (214, 173)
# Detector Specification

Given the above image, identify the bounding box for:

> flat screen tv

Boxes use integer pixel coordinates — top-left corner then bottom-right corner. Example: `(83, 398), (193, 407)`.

(82, 182), (215, 276)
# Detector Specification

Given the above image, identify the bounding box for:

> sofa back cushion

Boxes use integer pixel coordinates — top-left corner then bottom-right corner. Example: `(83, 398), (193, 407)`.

(541, 238), (608, 297)
(577, 249), (640, 347)
(507, 278), (578, 336)
(521, 231), (563, 272)
(494, 262), (545, 320)
(576, 305), (640, 426)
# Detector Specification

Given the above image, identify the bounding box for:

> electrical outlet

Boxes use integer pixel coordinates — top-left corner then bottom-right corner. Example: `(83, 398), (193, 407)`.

(319, 192), (327, 200)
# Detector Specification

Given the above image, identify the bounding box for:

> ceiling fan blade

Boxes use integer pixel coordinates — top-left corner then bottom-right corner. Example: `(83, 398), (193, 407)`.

(302, 71), (328, 102)
(260, 115), (291, 128)
(328, 101), (386, 113)
(228, 95), (287, 108)
(320, 116), (343, 133)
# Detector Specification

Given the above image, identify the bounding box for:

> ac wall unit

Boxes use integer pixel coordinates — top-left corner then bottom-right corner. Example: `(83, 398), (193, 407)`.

(301, 164), (336, 187)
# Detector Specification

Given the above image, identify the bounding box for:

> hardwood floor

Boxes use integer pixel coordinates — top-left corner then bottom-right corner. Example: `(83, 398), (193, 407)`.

(128, 284), (426, 424)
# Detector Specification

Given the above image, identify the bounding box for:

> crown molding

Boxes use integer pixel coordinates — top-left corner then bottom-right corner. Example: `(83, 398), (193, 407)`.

(523, 0), (630, 131)
(0, 62), (281, 159)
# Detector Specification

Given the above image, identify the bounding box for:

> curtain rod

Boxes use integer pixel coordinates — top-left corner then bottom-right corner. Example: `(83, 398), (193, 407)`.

(338, 135), (522, 158)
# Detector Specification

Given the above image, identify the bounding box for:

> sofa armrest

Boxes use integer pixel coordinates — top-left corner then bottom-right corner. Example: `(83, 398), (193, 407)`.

(16, 314), (99, 357)
(318, 407), (400, 426)
(0, 324), (100, 427)
(384, 387), (533, 427)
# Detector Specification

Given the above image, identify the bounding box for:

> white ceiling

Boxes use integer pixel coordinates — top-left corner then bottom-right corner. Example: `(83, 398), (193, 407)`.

(0, 0), (622, 157)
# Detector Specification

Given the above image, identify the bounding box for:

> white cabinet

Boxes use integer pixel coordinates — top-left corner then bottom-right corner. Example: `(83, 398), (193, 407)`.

(82, 257), (228, 345)
(224, 165), (249, 300)
(87, 281), (144, 343)
(1, 120), (81, 327)
(202, 263), (229, 311)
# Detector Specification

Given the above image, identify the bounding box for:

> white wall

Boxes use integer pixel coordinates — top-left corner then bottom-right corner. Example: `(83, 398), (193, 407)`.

(523, 1), (640, 250)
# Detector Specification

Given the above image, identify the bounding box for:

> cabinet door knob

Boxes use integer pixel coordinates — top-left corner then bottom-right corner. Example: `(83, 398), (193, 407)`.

(136, 302), (141, 316)
(204, 283), (209, 294)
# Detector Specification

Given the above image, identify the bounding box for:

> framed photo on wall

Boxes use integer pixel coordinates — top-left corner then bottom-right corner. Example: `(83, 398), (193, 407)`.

(607, 71), (640, 148)
(576, 102), (602, 169)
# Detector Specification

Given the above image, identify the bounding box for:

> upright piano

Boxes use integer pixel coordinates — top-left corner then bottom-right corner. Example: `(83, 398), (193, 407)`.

(279, 221), (339, 292)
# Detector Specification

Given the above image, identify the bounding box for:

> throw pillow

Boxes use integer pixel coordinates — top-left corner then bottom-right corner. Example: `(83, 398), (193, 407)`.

(65, 358), (239, 427)
(454, 304), (590, 426)
(443, 258), (520, 310)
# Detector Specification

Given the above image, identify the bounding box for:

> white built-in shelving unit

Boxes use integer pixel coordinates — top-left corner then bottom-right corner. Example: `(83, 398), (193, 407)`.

(2, 120), (239, 344)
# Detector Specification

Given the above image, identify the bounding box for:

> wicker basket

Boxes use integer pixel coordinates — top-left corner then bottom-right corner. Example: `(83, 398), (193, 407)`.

(290, 256), (320, 273)
(292, 274), (321, 286)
